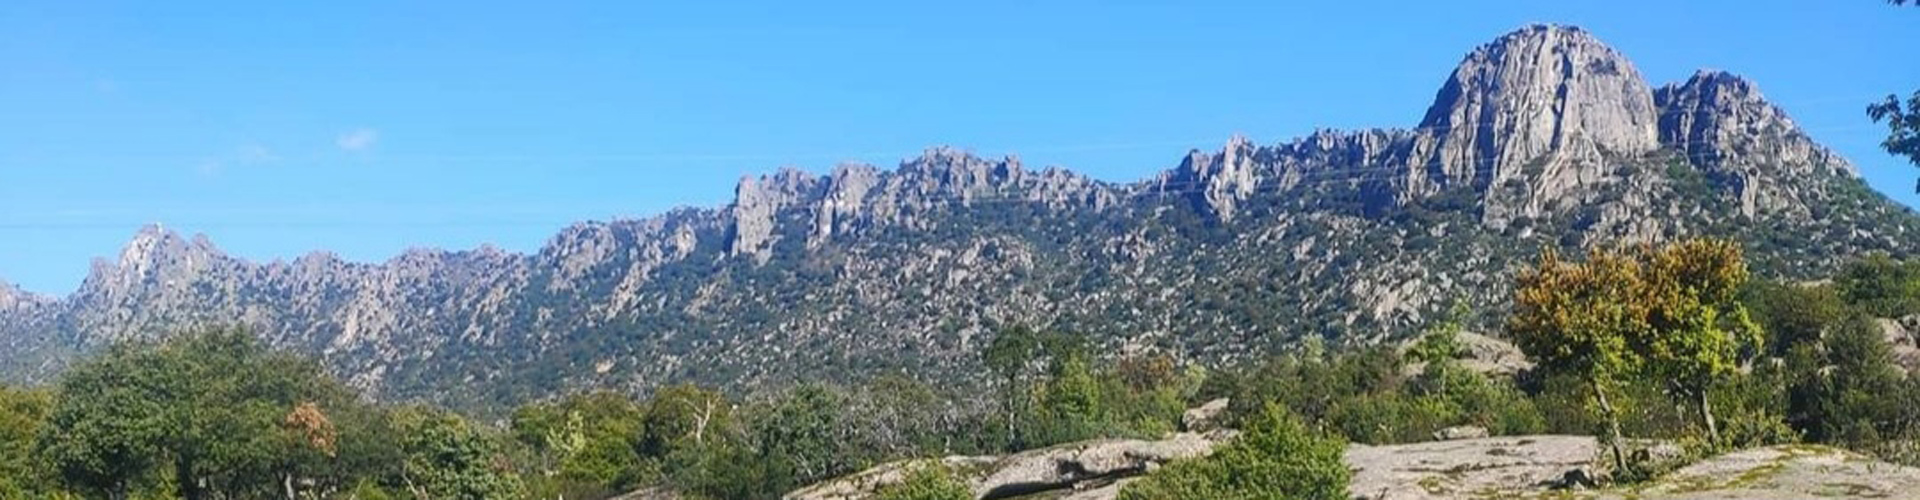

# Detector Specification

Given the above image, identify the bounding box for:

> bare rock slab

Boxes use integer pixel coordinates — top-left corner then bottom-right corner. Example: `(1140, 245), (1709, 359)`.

(1346, 435), (1599, 499)
(1615, 445), (1920, 500)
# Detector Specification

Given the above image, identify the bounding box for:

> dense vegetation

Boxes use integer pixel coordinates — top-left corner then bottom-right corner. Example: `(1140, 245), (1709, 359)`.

(4, 239), (1920, 499)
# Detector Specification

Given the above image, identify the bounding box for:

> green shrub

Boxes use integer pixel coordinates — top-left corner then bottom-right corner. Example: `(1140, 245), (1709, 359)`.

(1836, 254), (1920, 317)
(1120, 403), (1348, 500)
(874, 465), (971, 500)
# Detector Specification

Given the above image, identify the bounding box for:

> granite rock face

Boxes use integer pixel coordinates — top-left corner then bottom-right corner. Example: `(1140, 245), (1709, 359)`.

(1407, 24), (1661, 226)
(1, 25), (1915, 406)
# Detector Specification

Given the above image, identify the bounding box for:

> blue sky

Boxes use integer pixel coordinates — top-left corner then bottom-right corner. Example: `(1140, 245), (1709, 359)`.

(2, 1), (1916, 295)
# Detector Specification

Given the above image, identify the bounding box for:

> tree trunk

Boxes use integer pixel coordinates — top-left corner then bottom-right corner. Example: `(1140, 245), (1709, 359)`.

(402, 471), (429, 500)
(285, 473), (297, 500)
(1592, 378), (1628, 475)
(1700, 389), (1721, 446)
(1002, 375), (1019, 450)
(176, 457), (205, 500)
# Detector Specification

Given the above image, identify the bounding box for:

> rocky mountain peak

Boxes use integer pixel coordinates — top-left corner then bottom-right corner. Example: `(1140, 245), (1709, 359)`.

(73, 225), (233, 307)
(1654, 69), (1855, 216)
(107, 225), (223, 275)
(1655, 70), (1831, 168)
(1406, 24), (1660, 223)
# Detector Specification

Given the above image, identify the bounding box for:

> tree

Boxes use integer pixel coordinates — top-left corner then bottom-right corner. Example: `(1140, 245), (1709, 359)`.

(1508, 248), (1644, 472)
(511, 391), (650, 494)
(0, 386), (53, 498)
(1031, 352), (1108, 445)
(639, 384), (733, 460)
(1510, 240), (1762, 466)
(1835, 254), (1920, 317)
(1635, 239), (1762, 447)
(1743, 281), (1847, 356)
(36, 343), (169, 499)
(846, 375), (945, 458)
(1787, 313), (1908, 446)
(981, 326), (1044, 451)
(394, 407), (524, 500)
(981, 327), (1088, 450)
(1876, 90), (1920, 188)
(278, 402), (339, 499)
(747, 383), (860, 490)
(35, 328), (351, 500)
(1119, 403), (1348, 500)
(1872, 0), (1918, 188)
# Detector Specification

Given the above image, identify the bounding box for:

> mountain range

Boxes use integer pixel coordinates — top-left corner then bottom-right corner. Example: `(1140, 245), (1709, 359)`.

(2, 24), (1915, 408)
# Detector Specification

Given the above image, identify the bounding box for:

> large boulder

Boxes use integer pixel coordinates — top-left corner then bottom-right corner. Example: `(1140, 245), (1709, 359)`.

(1181, 398), (1230, 432)
(1431, 425), (1490, 441)
(971, 433), (1220, 499)
(785, 456), (998, 500)
(1878, 315), (1920, 371)
(1400, 331), (1535, 377)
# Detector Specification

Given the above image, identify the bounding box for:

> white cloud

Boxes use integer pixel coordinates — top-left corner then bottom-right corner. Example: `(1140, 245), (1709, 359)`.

(193, 143), (279, 176)
(336, 128), (379, 152)
(236, 143), (279, 163)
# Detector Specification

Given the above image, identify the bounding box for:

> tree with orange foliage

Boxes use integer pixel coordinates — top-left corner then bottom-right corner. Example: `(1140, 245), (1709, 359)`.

(284, 402), (339, 458)
(1508, 238), (1761, 473)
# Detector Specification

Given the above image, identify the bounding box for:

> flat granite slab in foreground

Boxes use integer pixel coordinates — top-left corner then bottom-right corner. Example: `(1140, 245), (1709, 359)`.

(1351, 437), (1920, 499)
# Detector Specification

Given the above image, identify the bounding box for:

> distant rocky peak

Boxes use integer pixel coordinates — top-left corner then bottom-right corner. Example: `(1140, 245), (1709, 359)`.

(73, 225), (231, 303)
(1163, 135), (1261, 219)
(1655, 69), (1854, 216)
(115, 224), (222, 271)
(898, 147), (1023, 196)
(1415, 24), (1659, 190)
(1653, 70), (1832, 170)
(0, 280), (50, 311)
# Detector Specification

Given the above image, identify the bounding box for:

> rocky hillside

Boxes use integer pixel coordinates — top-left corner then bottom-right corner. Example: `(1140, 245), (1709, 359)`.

(1, 24), (1915, 408)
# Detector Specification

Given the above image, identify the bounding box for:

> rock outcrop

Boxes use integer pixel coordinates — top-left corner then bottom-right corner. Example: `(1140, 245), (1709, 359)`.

(1400, 330), (1535, 377)
(1181, 398), (1230, 433)
(784, 431), (1229, 500)
(1431, 425), (1490, 441)
(784, 456), (998, 500)
(1879, 315), (1920, 371)
(971, 432), (1220, 499)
